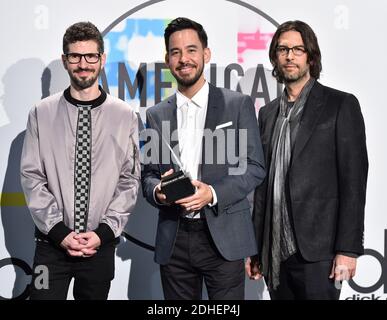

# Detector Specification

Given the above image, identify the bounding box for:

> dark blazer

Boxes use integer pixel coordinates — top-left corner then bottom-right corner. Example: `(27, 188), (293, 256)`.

(253, 81), (368, 272)
(142, 84), (266, 265)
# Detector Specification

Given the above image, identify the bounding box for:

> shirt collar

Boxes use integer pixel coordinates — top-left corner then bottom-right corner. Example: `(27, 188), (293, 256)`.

(64, 85), (107, 109)
(176, 81), (209, 109)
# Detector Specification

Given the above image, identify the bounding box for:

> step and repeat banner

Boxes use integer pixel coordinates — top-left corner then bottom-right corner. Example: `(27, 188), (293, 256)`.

(0, 0), (385, 300)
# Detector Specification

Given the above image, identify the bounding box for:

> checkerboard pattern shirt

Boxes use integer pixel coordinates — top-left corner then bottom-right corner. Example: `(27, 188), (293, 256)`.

(74, 105), (92, 233)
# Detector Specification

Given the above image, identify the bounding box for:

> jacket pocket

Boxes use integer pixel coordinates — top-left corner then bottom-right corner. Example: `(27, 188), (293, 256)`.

(225, 198), (250, 214)
(315, 121), (334, 130)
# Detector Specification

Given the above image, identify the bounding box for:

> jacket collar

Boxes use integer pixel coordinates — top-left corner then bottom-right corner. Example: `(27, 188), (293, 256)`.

(64, 85), (107, 109)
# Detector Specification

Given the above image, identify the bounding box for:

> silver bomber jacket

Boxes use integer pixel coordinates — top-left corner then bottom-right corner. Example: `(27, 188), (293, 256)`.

(20, 89), (140, 242)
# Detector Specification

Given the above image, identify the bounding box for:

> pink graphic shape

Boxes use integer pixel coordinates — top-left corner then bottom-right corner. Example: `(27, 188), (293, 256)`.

(238, 29), (273, 63)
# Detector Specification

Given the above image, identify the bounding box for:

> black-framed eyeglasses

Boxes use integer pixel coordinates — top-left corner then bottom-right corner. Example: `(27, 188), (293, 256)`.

(65, 53), (101, 64)
(276, 45), (306, 56)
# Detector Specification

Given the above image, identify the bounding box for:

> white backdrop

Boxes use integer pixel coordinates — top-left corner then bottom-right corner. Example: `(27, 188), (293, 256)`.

(0, 0), (386, 300)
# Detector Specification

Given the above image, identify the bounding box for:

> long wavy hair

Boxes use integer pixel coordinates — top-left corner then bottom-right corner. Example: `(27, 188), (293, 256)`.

(269, 20), (322, 83)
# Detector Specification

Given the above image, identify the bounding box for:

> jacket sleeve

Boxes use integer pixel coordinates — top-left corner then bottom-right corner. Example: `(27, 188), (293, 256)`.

(211, 95), (266, 214)
(335, 94), (368, 255)
(96, 113), (141, 243)
(20, 106), (72, 244)
(252, 107), (268, 255)
(141, 109), (171, 209)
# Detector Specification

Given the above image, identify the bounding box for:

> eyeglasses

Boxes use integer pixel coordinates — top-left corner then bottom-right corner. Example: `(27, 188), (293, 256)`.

(276, 45), (306, 57)
(65, 53), (101, 64)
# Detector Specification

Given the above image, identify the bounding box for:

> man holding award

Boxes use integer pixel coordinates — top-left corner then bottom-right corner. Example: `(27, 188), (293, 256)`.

(141, 17), (265, 300)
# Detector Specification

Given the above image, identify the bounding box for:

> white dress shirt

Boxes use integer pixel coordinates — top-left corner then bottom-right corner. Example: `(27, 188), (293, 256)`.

(176, 82), (208, 180)
(176, 81), (217, 217)
(154, 81), (217, 216)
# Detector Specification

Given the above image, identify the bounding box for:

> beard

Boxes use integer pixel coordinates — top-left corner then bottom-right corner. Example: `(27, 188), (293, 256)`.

(68, 66), (101, 89)
(171, 60), (204, 88)
(278, 64), (310, 84)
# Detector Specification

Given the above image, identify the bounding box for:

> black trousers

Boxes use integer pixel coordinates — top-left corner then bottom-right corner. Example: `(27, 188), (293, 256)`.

(29, 240), (115, 300)
(160, 218), (245, 300)
(269, 252), (341, 300)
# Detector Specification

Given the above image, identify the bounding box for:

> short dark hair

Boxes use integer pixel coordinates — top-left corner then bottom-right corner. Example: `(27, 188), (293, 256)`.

(62, 21), (104, 54)
(269, 20), (322, 83)
(164, 17), (208, 51)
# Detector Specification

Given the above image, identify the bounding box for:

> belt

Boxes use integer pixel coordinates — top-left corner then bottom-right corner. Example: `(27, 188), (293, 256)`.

(179, 217), (207, 232)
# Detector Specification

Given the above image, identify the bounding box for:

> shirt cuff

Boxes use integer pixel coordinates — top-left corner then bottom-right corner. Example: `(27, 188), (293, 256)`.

(47, 221), (72, 246)
(208, 185), (217, 207)
(94, 223), (115, 246)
